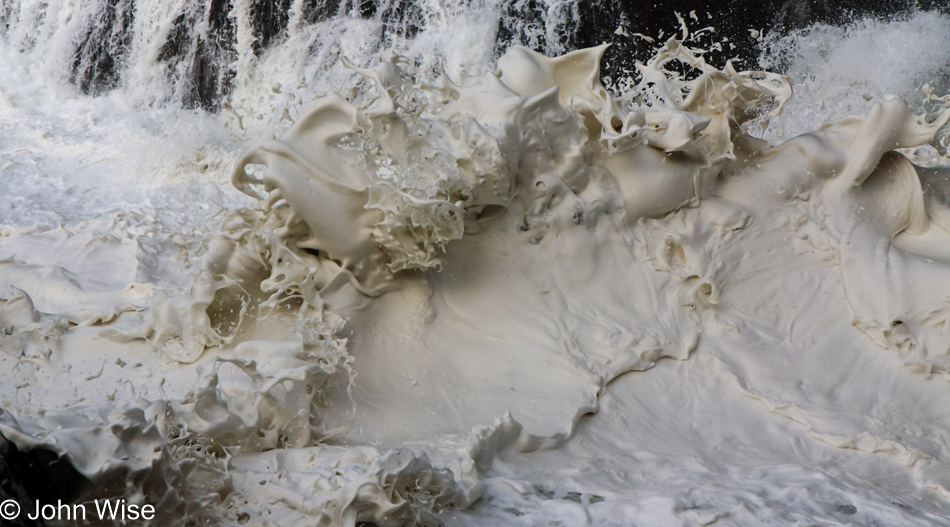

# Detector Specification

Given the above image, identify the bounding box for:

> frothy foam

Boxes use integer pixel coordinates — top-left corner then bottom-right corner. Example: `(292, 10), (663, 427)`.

(3, 4), (950, 526)
(760, 11), (950, 142)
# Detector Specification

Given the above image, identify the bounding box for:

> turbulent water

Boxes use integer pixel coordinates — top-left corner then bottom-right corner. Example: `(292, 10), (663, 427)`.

(2, 1), (950, 526)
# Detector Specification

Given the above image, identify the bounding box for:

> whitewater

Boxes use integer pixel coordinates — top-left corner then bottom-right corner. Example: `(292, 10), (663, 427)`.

(2, 2), (950, 526)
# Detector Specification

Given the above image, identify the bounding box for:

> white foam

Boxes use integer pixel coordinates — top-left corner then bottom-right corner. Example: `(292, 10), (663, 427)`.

(760, 11), (950, 141)
(3, 3), (950, 526)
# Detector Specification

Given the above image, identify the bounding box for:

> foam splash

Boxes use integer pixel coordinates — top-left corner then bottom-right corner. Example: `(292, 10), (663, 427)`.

(4, 11), (950, 527)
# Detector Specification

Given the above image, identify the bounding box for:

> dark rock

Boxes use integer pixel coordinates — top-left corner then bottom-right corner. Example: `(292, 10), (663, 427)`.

(250, 0), (294, 56)
(157, 0), (236, 110)
(0, 439), (41, 527)
(379, 2), (426, 43)
(0, 436), (92, 527)
(301, 0), (342, 25)
(569, 0), (950, 87)
(71, 0), (135, 94)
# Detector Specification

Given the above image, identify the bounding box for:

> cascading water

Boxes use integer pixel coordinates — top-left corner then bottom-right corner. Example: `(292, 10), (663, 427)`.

(3, 1), (950, 526)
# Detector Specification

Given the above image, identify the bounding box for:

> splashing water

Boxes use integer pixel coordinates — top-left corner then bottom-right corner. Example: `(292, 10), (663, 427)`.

(760, 11), (950, 142)
(2, 2), (950, 526)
